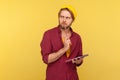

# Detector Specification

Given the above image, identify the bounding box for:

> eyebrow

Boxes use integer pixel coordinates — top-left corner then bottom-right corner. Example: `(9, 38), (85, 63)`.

(60, 15), (71, 19)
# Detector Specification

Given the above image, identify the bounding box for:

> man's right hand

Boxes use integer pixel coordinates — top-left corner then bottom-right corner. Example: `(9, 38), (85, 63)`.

(63, 37), (71, 51)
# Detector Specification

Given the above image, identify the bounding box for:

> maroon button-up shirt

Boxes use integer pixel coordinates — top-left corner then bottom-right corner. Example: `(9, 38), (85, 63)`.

(40, 26), (83, 80)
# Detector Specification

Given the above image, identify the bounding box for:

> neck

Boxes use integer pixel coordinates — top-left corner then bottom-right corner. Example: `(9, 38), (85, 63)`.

(61, 27), (70, 34)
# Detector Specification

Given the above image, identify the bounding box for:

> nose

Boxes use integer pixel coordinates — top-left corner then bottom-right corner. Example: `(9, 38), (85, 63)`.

(63, 17), (66, 22)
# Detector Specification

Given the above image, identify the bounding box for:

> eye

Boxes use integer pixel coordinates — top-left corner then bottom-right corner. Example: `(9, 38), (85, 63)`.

(66, 17), (71, 19)
(60, 15), (64, 18)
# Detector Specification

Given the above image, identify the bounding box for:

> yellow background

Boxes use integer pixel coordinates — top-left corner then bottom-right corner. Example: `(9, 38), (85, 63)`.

(0, 0), (120, 80)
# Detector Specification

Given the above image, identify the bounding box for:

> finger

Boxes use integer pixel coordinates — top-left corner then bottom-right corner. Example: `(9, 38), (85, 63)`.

(72, 59), (75, 64)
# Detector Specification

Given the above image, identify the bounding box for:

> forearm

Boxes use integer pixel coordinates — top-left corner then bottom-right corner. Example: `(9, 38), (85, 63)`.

(48, 48), (66, 64)
(47, 36), (71, 64)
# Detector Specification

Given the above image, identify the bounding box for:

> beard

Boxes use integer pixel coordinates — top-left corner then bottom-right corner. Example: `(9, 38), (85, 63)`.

(60, 25), (70, 30)
(59, 21), (72, 30)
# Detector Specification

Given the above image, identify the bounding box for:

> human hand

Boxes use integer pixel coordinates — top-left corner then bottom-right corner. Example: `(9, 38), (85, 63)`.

(72, 58), (83, 65)
(63, 37), (71, 51)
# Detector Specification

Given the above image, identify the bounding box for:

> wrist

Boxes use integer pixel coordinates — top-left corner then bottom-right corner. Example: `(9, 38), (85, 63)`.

(62, 47), (68, 52)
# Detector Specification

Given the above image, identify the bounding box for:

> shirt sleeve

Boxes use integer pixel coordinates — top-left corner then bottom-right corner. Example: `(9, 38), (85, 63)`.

(78, 36), (82, 56)
(40, 31), (52, 64)
(76, 36), (83, 66)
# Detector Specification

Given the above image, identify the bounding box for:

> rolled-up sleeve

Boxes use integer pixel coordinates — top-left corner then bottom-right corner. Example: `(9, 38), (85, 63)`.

(40, 31), (52, 64)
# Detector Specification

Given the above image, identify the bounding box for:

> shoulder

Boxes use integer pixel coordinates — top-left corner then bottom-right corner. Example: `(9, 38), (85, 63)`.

(72, 31), (82, 39)
(44, 27), (58, 35)
(43, 27), (58, 37)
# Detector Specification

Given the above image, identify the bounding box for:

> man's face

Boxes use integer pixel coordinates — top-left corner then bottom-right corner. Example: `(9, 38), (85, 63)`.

(59, 10), (73, 29)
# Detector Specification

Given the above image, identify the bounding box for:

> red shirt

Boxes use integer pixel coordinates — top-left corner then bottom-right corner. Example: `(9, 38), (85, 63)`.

(40, 26), (83, 80)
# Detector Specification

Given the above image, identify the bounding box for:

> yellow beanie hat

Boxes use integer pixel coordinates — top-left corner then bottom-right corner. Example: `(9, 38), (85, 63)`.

(61, 5), (77, 18)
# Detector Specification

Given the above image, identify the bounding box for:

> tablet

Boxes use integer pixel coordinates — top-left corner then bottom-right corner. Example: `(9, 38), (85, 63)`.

(65, 54), (89, 63)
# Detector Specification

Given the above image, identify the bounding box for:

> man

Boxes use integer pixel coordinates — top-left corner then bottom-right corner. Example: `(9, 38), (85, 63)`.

(40, 6), (83, 80)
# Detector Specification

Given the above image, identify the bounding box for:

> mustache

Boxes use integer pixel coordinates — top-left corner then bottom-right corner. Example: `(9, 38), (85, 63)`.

(62, 22), (67, 25)
(59, 25), (70, 30)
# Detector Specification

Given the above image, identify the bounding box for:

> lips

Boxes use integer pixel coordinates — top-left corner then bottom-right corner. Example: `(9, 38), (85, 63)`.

(62, 22), (67, 25)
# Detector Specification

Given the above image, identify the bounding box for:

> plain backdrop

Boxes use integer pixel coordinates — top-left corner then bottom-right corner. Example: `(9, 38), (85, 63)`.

(0, 0), (120, 80)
